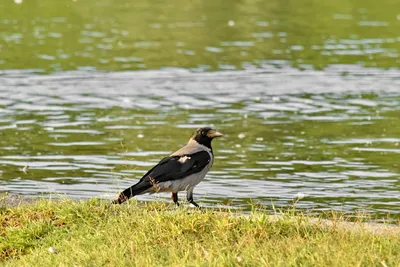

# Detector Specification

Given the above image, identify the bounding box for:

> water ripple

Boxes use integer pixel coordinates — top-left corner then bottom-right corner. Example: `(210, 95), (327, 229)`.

(0, 66), (400, 218)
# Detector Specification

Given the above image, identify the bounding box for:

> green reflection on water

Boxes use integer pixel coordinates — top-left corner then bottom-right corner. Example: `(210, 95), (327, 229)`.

(1, 0), (400, 72)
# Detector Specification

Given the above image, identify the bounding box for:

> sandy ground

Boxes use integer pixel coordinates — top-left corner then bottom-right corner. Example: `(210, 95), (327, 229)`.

(0, 194), (39, 208)
(260, 215), (400, 236)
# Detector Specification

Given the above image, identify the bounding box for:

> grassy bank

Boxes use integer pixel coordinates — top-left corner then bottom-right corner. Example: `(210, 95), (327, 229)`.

(1, 198), (399, 266)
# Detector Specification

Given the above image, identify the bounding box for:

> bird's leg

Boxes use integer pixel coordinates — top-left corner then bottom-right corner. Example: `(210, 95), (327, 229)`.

(187, 188), (200, 208)
(172, 192), (179, 206)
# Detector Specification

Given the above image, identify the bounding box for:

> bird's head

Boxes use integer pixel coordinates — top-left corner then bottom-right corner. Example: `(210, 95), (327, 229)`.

(191, 127), (223, 148)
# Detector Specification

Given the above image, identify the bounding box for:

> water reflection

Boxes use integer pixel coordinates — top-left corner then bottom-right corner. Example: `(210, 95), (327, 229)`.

(0, 0), (400, 71)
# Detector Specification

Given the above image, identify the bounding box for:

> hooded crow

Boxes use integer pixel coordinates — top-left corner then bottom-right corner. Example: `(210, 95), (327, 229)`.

(112, 127), (223, 207)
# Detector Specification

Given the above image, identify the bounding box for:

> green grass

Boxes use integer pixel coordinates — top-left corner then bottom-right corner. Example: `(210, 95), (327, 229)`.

(1, 198), (399, 267)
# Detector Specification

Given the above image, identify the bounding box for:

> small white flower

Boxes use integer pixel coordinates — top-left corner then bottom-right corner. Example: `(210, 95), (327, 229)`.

(238, 133), (246, 139)
(14, 0), (23, 4)
(48, 246), (58, 254)
(137, 133), (144, 138)
(228, 20), (235, 27)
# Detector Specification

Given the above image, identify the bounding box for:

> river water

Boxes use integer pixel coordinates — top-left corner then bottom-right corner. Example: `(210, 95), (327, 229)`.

(1, 65), (399, 219)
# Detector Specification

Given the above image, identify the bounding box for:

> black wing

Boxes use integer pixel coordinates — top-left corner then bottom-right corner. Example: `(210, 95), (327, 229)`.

(139, 150), (211, 184)
(114, 151), (211, 203)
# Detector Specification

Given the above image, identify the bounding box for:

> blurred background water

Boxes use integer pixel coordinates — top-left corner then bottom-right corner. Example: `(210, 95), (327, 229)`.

(0, 0), (399, 220)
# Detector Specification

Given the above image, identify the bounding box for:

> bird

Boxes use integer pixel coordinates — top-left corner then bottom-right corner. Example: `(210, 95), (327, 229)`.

(112, 127), (223, 207)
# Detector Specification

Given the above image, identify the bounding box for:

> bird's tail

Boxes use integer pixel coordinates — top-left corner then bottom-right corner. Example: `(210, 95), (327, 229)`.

(112, 182), (151, 204)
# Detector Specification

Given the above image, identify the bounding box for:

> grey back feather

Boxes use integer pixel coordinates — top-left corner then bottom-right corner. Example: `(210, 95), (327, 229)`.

(171, 139), (211, 156)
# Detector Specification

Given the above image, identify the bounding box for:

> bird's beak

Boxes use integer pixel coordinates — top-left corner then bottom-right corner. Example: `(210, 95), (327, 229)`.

(207, 130), (224, 138)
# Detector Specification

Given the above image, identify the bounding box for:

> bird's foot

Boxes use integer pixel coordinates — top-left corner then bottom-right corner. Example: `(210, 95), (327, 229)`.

(189, 200), (200, 208)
